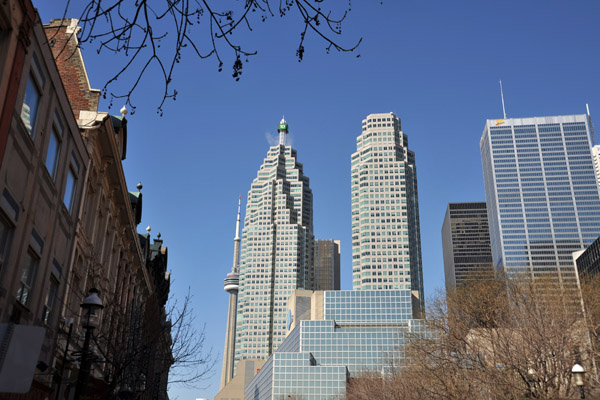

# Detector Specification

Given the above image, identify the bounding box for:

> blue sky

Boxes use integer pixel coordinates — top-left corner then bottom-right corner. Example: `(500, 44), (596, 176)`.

(35, 1), (600, 398)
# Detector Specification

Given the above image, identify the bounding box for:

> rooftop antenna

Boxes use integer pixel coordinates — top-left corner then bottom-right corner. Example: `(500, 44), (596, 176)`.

(499, 80), (507, 119)
(587, 103), (596, 145)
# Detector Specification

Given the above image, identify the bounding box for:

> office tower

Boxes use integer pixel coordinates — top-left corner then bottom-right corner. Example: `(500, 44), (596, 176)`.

(314, 239), (341, 290)
(480, 114), (600, 286)
(234, 118), (314, 369)
(245, 289), (426, 400)
(220, 197), (242, 389)
(574, 235), (600, 281)
(441, 202), (494, 290)
(350, 112), (424, 312)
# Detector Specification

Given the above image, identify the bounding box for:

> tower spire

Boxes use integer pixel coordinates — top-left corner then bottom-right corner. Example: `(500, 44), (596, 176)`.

(233, 195), (241, 272)
(499, 79), (507, 119)
(278, 116), (289, 146)
(221, 197), (242, 389)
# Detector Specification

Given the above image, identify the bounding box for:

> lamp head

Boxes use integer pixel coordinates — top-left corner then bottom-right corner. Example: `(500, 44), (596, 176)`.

(80, 288), (103, 329)
(572, 363), (585, 387)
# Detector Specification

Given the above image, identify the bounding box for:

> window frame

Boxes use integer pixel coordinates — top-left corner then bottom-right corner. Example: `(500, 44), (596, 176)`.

(45, 110), (64, 180)
(42, 273), (59, 325)
(16, 248), (40, 307)
(0, 213), (13, 276)
(63, 152), (81, 213)
(20, 52), (46, 138)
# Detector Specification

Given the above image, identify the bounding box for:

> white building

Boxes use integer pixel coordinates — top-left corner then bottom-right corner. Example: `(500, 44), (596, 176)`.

(233, 118), (314, 370)
(350, 112), (424, 315)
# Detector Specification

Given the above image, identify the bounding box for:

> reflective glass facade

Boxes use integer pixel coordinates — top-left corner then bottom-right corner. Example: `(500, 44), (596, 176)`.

(350, 113), (424, 313)
(480, 115), (600, 287)
(314, 239), (340, 291)
(245, 290), (427, 400)
(441, 202), (494, 290)
(235, 140), (314, 370)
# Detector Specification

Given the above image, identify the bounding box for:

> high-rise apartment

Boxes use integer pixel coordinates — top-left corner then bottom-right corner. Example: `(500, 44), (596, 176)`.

(480, 114), (600, 286)
(314, 239), (340, 290)
(441, 202), (494, 290)
(234, 118), (314, 369)
(350, 112), (423, 312)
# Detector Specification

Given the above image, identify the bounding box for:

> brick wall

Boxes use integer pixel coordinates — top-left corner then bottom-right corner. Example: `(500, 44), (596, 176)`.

(43, 19), (100, 118)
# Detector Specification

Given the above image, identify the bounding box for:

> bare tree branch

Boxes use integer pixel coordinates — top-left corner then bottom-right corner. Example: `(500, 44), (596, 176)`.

(54, 0), (362, 115)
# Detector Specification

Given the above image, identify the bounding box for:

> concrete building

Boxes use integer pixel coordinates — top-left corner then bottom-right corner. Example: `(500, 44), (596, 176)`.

(441, 202), (494, 290)
(220, 197), (242, 389)
(480, 114), (600, 287)
(313, 239), (340, 290)
(0, 9), (89, 397)
(350, 112), (424, 313)
(245, 289), (427, 400)
(234, 118), (314, 369)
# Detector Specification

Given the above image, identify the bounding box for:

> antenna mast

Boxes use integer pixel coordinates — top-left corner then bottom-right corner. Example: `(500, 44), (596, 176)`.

(587, 103), (596, 145)
(499, 80), (507, 119)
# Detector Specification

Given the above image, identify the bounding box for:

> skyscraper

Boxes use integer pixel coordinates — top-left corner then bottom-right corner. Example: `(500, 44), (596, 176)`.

(480, 114), (600, 286)
(350, 112), (423, 313)
(314, 239), (341, 290)
(220, 197), (242, 389)
(234, 118), (314, 369)
(441, 202), (494, 291)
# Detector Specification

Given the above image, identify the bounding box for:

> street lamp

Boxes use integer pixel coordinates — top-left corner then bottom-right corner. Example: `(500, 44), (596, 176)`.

(73, 289), (103, 400)
(572, 363), (585, 399)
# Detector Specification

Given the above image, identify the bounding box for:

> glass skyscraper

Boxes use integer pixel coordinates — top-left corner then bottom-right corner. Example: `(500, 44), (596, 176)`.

(350, 113), (423, 311)
(480, 114), (600, 286)
(244, 290), (427, 400)
(313, 239), (340, 291)
(234, 119), (314, 370)
(441, 202), (494, 290)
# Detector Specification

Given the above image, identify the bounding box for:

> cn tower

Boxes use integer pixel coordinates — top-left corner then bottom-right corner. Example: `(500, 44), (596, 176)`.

(220, 196), (242, 389)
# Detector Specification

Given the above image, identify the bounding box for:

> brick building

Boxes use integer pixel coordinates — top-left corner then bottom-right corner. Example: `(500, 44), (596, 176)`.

(0, 8), (172, 399)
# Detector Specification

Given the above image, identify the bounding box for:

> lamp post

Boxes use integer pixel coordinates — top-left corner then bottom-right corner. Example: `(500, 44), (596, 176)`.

(73, 288), (103, 400)
(572, 363), (585, 399)
(54, 317), (73, 400)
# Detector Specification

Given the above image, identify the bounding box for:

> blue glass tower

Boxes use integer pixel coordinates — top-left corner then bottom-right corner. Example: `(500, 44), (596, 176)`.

(480, 114), (600, 287)
(244, 290), (427, 400)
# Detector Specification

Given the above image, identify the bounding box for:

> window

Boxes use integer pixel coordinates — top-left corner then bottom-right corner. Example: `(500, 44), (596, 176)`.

(45, 112), (64, 179)
(20, 53), (45, 136)
(0, 215), (13, 274)
(63, 153), (80, 213)
(42, 275), (59, 325)
(16, 249), (39, 307)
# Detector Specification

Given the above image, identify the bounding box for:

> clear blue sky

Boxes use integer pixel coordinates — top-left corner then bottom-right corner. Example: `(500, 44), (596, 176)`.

(35, 1), (600, 398)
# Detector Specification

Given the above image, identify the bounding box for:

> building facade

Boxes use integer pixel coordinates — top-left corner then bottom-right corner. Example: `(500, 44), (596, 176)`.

(245, 290), (427, 400)
(0, 10), (89, 398)
(45, 19), (172, 400)
(441, 202), (494, 290)
(0, 0), (36, 165)
(234, 119), (314, 370)
(480, 114), (600, 287)
(574, 235), (600, 280)
(313, 239), (340, 291)
(350, 112), (424, 312)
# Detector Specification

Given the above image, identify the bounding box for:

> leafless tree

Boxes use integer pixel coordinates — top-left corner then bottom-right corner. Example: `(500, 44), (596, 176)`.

(52, 0), (362, 115)
(347, 275), (600, 400)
